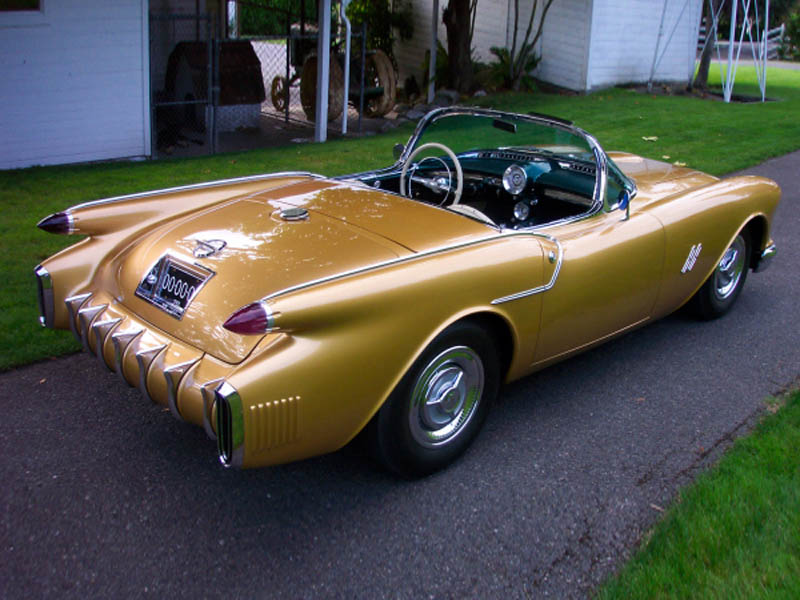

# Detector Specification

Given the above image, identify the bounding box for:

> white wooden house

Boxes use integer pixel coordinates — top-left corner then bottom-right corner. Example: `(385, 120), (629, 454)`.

(0, 0), (703, 170)
(396, 0), (704, 93)
(0, 0), (151, 170)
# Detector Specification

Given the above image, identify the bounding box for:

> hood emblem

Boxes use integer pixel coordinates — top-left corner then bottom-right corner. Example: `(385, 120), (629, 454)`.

(193, 239), (227, 258)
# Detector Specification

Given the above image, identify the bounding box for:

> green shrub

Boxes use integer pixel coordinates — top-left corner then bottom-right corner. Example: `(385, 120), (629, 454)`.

(779, 11), (800, 60)
(346, 0), (414, 63)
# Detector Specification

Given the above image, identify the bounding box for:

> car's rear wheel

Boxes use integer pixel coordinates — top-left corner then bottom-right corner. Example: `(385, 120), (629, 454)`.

(369, 321), (500, 477)
(690, 232), (750, 319)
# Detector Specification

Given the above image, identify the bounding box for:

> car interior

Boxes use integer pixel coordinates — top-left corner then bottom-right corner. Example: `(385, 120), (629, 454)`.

(355, 147), (601, 229)
(344, 111), (633, 230)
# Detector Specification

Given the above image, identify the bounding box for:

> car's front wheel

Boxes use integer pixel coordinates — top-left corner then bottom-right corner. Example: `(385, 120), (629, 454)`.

(690, 232), (750, 319)
(369, 321), (500, 477)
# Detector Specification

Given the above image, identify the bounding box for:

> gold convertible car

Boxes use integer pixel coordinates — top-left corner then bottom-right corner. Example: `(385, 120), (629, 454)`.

(35, 108), (780, 476)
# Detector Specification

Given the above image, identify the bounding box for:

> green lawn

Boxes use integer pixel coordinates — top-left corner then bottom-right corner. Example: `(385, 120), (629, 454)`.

(597, 390), (800, 599)
(1, 66), (799, 371)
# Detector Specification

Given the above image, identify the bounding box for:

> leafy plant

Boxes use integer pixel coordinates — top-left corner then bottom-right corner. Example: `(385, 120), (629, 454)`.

(346, 0), (414, 63)
(420, 40), (451, 93)
(237, 0), (316, 37)
(487, 45), (540, 91)
(778, 10), (800, 60)
(489, 0), (554, 91)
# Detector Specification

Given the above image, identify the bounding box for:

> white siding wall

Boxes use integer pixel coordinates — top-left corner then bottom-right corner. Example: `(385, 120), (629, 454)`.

(585, 0), (703, 90)
(394, 0), (703, 95)
(394, 1), (444, 87)
(0, 0), (150, 170)
(536, 0), (593, 91)
(472, 0), (511, 63)
(394, 0), (510, 89)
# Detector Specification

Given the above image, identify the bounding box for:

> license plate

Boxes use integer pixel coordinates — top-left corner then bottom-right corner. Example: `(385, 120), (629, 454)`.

(135, 256), (213, 319)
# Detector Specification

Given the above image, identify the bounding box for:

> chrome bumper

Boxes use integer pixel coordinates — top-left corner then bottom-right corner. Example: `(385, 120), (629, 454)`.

(40, 283), (250, 469)
(61, 291), (229, 444)
(34, 265), (55, 328)
(214, 382), (244, 468)
(754, 242), (777, 273)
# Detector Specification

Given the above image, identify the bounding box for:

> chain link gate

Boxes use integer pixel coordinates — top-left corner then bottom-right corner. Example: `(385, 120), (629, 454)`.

(248, 26), (367, 131)
(150, 13), (216, 159)
(149, 5), (389, 159)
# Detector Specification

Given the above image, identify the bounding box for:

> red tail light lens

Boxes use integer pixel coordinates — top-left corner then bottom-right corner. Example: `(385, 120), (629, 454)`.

(37, 212), (74, 234)
(223, 301), (274, 335)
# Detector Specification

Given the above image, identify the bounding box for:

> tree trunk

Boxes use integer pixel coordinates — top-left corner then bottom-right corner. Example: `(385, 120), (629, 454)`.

(443, 0), (473, 93)
(692, 0), (719, 90)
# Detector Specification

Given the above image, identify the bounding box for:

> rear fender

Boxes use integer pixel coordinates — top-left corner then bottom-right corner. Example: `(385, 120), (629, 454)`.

(38, 175), (315, 329)
(221, 234), (548, 468)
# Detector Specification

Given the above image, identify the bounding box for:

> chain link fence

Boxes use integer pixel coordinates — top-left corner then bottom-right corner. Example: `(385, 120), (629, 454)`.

(149, 10), (393, 159)
(249, 29), (367, 132)
(150, 13), (216, 159)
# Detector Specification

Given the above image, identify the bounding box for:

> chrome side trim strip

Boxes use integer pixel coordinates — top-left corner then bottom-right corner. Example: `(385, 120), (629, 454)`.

(111, 328), (144, 384)
(65, 293), (92, 341)
(34, 265), (55, 328)
(200, 379), (224, 440)
(262, 230), (559, 303)
(491, 237), (564, 304)
(754, 242), (777, 273)
(91, 318), (122, 367)
(77, 304), (108, 352)
(69, 172), (323, 211)
(135, 344), (168, 403)
(163, 358), (201, 421)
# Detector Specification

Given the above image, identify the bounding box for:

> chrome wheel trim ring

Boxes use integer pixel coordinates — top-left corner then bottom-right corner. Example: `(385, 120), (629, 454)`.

(408, 346), (485, 448)
(713, 234), (746, 301)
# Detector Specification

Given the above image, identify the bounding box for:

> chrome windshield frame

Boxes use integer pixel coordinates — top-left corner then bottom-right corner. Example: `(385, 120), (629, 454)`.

(340, 106), (637, 218)
(398, 107), (613, 209)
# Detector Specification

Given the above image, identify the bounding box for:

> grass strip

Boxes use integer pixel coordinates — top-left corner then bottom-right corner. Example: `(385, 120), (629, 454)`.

(1, 66), (799, 370)
(597, 390), (800, 599)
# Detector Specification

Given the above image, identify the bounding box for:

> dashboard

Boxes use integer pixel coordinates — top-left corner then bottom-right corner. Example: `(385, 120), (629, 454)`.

(357, 148), (599, 229)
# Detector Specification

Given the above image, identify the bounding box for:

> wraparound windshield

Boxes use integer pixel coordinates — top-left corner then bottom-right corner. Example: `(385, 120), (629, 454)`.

(413, 112), (594, 161)
(406, 110), (635, 208)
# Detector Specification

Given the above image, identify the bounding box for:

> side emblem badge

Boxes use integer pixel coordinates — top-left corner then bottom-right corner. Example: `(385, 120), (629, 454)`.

(193, 239), (227, 259)
(681, 243), (702, 273)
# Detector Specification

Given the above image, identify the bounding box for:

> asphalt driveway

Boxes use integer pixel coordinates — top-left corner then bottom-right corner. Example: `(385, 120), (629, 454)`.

(1, 150), (798, 598)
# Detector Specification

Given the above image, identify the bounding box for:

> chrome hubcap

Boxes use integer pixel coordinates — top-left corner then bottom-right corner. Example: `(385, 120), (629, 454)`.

(409, 346), (484, 448)
(713, 235), (746, 301)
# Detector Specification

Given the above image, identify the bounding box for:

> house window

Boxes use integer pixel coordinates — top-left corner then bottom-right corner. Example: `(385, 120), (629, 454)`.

(0, 0), (41, 11)
(0, 0), (46, 26)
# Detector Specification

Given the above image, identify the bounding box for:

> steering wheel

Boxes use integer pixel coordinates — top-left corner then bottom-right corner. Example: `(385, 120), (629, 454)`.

(400, 142), (464, 205)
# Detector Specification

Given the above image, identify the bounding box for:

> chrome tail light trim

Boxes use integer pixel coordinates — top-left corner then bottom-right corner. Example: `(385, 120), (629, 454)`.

(64, 293), (92, 341)
(34, 265), (55, 328)
(215, 382), (244, 468)
(111, 328), (144, 384)
(91, 318), (122, 367)
(163, 358), (200, 421)
(134, 344), (168, 403)
(77, 304), (108, 351)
